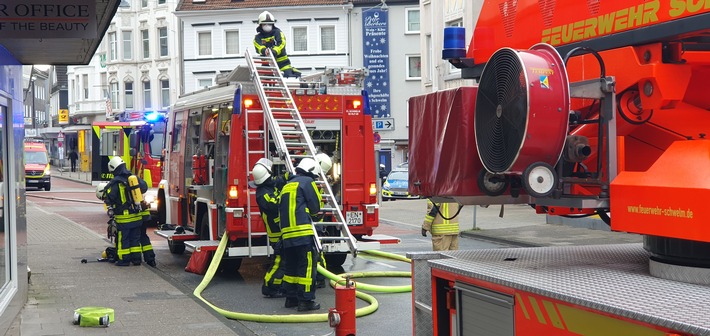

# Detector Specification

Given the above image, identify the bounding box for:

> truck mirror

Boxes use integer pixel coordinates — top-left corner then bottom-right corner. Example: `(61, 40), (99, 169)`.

(129, 133), (138, 148)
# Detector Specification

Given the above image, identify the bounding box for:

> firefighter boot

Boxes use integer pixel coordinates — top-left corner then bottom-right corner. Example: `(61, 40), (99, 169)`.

(115, 259), (131, 266)
(285, 297), (299, 308)
(297, 300), (320, 312)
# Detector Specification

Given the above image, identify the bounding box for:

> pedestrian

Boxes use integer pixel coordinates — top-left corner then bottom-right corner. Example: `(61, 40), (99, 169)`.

(253, 11), (301, 78)
(250, 158), (286, 298)
(279, 158), (322, 311)
(102, 157), (148, 266)
(421, 199), (462, 251)
(69, 150), (79, 172)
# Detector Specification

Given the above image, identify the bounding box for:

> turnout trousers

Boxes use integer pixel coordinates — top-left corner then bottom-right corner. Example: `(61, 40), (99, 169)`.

(282, 244), (318, 302)
(116, 220), (142, 263)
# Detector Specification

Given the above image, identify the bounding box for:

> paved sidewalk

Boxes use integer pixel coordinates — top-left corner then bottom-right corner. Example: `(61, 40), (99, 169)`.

(7, 172), (243, 335)
(51, 165), (92, 185)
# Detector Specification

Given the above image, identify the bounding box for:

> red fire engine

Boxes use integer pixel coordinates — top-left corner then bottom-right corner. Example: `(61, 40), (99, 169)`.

(156, 59), (381, 271)
(91, 111), (167, 219)
(409, 0), (710, 334)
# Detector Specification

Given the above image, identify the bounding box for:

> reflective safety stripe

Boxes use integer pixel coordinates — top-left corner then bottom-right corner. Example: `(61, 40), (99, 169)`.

(282, 251), (314, 288)
(141, 244), (153, 252)
(129, 246), (142, 254)
(281, 224), (314, 240)
(116, 231), (130, 260)
(115, 213), (143, 223)
(264, 255), (282, 285)
(432, 223), (459, 235)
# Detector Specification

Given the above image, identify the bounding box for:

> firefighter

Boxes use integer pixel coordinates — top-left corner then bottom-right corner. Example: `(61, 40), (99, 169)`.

(313, 153), (333, 288)
(279, 158), (322, 311)
(421, 199), (461, 251)
(103, 157), (148, 266)
(250, 158), (286, 298)
(138, 207), (156, 267)
(253, 11), (301, 78)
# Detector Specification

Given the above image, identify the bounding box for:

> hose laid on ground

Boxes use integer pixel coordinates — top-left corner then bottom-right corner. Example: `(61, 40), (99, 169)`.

(193, 234), (412, 323)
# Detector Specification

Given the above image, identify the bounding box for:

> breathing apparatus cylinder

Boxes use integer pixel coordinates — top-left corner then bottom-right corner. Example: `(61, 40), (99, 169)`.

(127, 175), (143, 205)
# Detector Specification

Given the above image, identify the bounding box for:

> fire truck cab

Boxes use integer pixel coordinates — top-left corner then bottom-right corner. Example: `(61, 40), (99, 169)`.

(91, 111), (167, 221)
(156, 66), (381, 270)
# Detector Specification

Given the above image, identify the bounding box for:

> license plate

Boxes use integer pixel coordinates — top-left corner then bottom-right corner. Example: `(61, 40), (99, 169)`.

(346, 211), (363, 225)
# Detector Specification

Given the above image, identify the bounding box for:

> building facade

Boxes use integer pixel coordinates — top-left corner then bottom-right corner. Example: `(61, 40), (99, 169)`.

(66, 0), (182, 171)
(175, 0), (420, 170)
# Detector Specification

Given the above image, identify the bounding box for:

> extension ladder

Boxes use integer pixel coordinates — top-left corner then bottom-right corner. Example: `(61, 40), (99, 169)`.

(244, 50), (358, 257)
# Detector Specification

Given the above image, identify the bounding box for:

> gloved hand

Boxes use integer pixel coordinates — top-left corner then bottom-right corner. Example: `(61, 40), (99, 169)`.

(421, 228), (427, 237)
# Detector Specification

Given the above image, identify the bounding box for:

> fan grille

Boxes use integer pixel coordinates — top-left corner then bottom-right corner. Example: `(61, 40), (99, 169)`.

(475, 48), (528, 173)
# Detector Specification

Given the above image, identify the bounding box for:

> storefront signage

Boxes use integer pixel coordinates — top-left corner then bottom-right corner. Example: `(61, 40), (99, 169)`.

(0, 0), (96, 39)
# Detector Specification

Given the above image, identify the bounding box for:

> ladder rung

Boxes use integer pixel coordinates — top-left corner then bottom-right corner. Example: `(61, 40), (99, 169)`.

(256, 65), (278, 70)
(281, 131), (302, 135)
(314, 221), (343, 226)
(247, 130), (265, 134)
(268, 97), (291, 101)
(318, 237), (350, 242)
(276, 119), (299, 123)
(260, 76), (282, 80)
(320, 207), (339, 212)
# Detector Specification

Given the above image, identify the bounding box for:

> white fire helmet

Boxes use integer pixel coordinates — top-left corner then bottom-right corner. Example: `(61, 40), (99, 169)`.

(315, 153), (333, 174)
(96, 182), (108, 200)
(296, 158), (321, 176)
(251, 158), (273, 185)
(107, 157), (125, 173)
(258, 11), (276, 25)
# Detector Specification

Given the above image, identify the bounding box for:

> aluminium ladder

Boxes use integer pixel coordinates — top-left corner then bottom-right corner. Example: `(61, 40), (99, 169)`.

(244, 50), (359, 257)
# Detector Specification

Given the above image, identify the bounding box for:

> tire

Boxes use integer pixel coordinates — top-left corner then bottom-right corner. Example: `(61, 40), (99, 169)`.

(218, 258), (243, 274)
(44, 183), (51, 191)
(168, 239), (185, 254)
(324, 253), (348, 268)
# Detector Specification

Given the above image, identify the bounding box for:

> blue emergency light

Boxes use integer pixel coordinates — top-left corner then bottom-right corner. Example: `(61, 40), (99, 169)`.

(144, 111), (164, 122)
(442, 27), (467, 59)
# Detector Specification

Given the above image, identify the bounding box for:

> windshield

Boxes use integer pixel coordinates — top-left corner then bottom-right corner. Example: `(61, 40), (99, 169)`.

(387, 171), (408, 180)
(25, 151), (48, 165)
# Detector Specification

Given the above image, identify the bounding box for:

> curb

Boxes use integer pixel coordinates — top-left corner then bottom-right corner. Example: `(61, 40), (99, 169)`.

(460, 231), (542, 248)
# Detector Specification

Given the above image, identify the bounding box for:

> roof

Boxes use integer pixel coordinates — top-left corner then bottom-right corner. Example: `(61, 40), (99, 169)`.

(176, 0), (417, 11)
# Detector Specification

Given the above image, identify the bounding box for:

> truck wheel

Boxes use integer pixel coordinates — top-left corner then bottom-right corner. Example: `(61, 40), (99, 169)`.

(218, 258), (243, 274)
(324, 253), (347, 268)
(168, 240), (185, 254)
(44, 183), (51, 191)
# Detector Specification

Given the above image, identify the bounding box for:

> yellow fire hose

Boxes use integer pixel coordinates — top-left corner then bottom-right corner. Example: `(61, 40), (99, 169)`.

(193, 234), (412, 323)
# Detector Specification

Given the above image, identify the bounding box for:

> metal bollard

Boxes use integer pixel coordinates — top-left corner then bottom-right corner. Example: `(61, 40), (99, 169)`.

(328, 275), (357, 336)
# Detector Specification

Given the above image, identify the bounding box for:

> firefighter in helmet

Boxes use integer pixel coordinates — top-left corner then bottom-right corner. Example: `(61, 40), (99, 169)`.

(102, 157), (150, 266)
(250, 158), (286, 298)
(421, 199), (462, 251)
(253, 11), (301, 78)
(279, 158), (322, 311)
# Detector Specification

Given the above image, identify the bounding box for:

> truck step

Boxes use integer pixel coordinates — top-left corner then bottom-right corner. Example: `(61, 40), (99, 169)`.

(184, 240), (220, 252)
(154, 230), (199, 241)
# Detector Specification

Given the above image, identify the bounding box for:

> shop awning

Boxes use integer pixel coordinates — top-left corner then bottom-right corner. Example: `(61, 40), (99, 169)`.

(0, 0), (120, 65)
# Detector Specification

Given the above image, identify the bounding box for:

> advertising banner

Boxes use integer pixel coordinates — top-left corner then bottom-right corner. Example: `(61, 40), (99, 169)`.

(361, 8), (390, 119)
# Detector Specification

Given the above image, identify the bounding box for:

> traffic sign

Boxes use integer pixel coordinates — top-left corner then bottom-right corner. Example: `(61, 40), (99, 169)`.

(373, 132), (381, 144)
(372, 118), (394, 131)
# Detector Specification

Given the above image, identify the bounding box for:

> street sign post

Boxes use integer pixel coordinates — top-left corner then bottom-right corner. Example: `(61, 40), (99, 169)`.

(372, 118), (394, 131)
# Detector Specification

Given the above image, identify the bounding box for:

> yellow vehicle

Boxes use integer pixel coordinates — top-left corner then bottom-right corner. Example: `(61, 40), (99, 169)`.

(24, 140), (51, 191)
